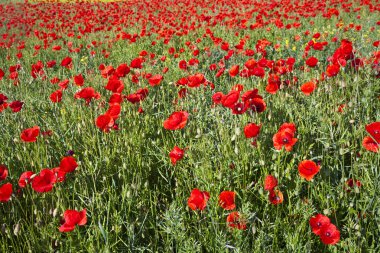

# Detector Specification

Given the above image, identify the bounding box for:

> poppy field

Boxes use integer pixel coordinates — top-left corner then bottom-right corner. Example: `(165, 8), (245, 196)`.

(0, 0), (380, 252)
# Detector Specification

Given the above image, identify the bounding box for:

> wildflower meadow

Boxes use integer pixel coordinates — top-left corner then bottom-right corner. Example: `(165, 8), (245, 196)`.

(0, 0), (379, 252)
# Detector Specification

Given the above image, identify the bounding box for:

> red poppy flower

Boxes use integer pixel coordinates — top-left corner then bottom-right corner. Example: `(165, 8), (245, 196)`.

(266, 74), (281, 94)
(221, 91), (240, 108)
(0, 183), (12, 202)
(0, 93), (8, 112)
(221, 42), (229, 51)
(169, 146), (185, 165)
(264, 175), (278, 191)
(125, 88), (149, 104)
(130, 58), (143, 69)
(229, 65), (240, 77)
(148, 74), (163, 86)
(338, 104), (346, 113)
(249, 66), (265, 78)
(326, 64), (340, 77)
(0, 165), (8, 181)
(74, 87), (101, 104)
(187, 189), (210, 211)
(73, 74), (84, 86)
(31, 169), (56, 193)
(109, 93), (123, 104)
(115, 63), (130, 77)
(362, 136), (378, 152)
(60, 57), (72, 68)
(309, 214), (331, 235)
(59, 156), (78, 173)
(136, 88), (149, 100)
(171, 75), (184, 86)
(212, 92), (225, 104)
(106, 103), (122, 120)
(345, 178), (362, 192)
(265, 83), (279, 94)
(312, 42), (325, 51)
(219, 191), (236, 210)
(227, 212), (247, 230)
(9, 71), (18, 81)
(319, 223), (340, 245)
(241, 89), (261, 102)
(247, 97), (266, 113)
(20, 126), (40, 143)
(105, 77), (124, 93)
(50, 78), (59, 85)
(163, 111), (189, 130)
(59, 209), (87, 232)
(244, 58), (257, 69)
(96, 114), (114, 132)
(50, 89), (63, 103)
(244, 123), (261, 139)
(189, 57), (199, 65)
(273, 130), (297, 151)
(52, 45), (61, 51)
(0, 68), (4, 80)
(9, 101), (24, 112)
(178, 60), (187, 70)
(268, 189), (283, 205)
(215, 68), (225, 78)
(46, 61), (56, 68)
(365, 122), (380, 142)
(188, 74), (206, 88)
(31, 61), (45, 79)
(100, 65), (114, 78)
(300, 81), (317, 96)
(52, 167), (66, 183)
(279, 123), (296, 133)
(272, 123), (297, 151)
(305, 57), (319, 67)
(231, 102), (247, 115)
(18, 171), (34, 188)
(298, 160), (320, 181)
(58, 79), (70, 89)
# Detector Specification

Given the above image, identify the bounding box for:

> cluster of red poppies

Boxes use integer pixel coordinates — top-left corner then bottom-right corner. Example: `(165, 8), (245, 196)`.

(264, 175), (284, 205)
(188, 189), (247, 230)
(0, 93), (24, 113)
(0, 127), (85, 232)
(309, 214), (340, 245)
(160, 99), (378, 239)
(212, 86), (266, 115)
(0, 0), (379, 247)
(1, 152), (78, 193)
(94, 58), (166, 132)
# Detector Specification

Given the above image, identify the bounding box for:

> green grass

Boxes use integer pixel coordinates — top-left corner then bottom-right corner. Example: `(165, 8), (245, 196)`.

(0, 0), (380, 252)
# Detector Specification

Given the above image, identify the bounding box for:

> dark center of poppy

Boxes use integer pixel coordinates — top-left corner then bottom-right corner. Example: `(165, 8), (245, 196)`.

(305, 166), (313, 172)
(326, 232), (331, 237)
(317, 222), (321, 227)
(282, 138), (289, 143)
(375, 130), (379, 134)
